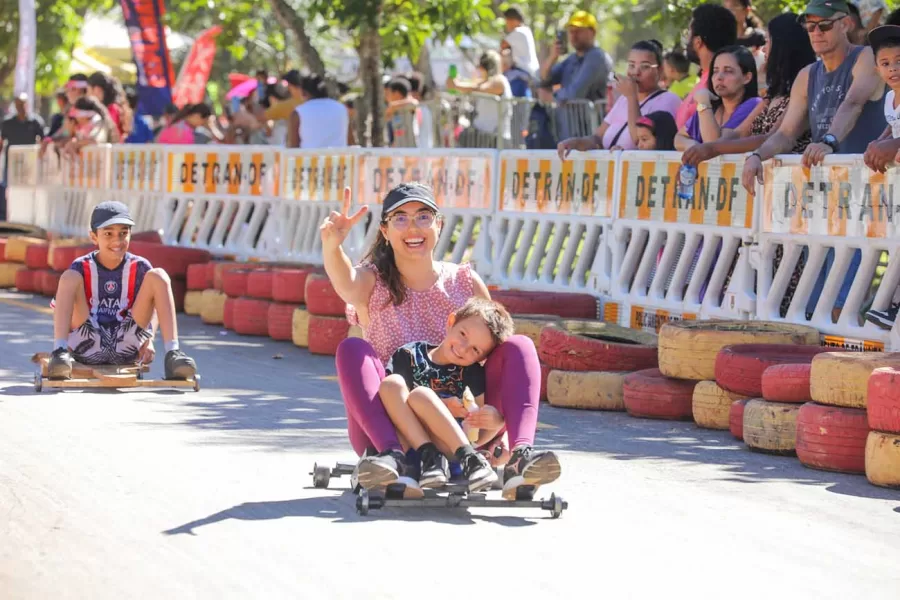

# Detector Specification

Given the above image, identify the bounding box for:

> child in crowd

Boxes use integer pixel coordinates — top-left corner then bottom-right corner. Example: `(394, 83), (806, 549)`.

(615, 111), (678, 151)
(865, 25), (900, 329)
(48, 201), (198, 380)
(662, 51), (696, 99)
(366, 298), (515, 493)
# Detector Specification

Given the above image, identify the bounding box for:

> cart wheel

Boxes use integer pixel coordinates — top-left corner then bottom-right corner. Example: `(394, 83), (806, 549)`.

(34, 372), (42, 393)
(356, 489), (370, 516)
(549, 493), (564, 519)
(193, 374), (201, 392)
(313, 464), (331, 489)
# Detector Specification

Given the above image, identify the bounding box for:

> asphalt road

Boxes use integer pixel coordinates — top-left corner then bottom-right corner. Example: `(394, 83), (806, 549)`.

(1, 291), (898, 600)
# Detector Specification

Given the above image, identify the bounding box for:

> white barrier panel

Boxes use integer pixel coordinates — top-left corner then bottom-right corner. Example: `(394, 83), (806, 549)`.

(350, 149), (497, 274)
(108, 146), (165, 232)
(606, 152), (756, 331)
(56, 145), (112, 236)
(756, 155), (897, 350)
(161, 146), (279, 259)
(5, 145), (39, 225)
(273, 149), (358, 264)
(492, 150), (616, 295)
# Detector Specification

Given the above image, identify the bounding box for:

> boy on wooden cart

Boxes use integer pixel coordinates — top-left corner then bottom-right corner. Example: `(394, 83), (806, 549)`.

(47, 201), (197, 381)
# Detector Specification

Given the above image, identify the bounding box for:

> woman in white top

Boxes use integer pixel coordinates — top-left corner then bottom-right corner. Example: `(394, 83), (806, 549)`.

(447, 51), (513, 145)
(286, 71), (349, 149)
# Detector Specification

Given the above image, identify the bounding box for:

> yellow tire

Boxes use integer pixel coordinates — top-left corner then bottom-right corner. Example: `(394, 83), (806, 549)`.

(658, 321), (820, 381)
(513, 314), (562, 351)
(547, 370), (627, 411)
(809, 352), (900, 409)
(692, 381), (749, 430)
(742, 399), (800, 453)
(4, 236), (45, 263)
(348, 324), (364, 339)
(292, 307), (310, 348)
(0, 263), (25, 288)
(865, 431), (900, 489)
(184, 290), (204, 316)
(199, 289), (226, 324)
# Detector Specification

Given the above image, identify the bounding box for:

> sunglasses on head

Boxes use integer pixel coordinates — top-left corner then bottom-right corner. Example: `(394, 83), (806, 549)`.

(800, 15), (843, 33)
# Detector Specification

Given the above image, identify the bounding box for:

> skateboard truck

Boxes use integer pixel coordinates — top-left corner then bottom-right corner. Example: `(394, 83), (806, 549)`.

(310, 460), (568, 519)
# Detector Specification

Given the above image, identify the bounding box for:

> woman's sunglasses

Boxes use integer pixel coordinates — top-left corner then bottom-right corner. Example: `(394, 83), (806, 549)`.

(382, 211), (438, 230)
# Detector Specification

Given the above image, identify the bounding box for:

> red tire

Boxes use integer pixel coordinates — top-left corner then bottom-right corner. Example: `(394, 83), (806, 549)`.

(623, 368), (697, 420)
(730, 399), (749, 441)
(715, 344), (835, 397)
(186, 263), (208, 291)
(130, 230), (163, 244)
(491, 290), (597, 319)
(223, 298), (237, 330)
(272, 269), (309, 304)
(171, 278), (186, 313)
(268, 302), (300, 341)
(0, 239), (6, 262)
(540, 362), (551, 402)
(204, 262), (216, 289)
(538, 325), (658, 372)
(247, 270), (275, 300)
(305, 274), (346, 317)
(49, 245), (91, 272)
(796, 402), (868, 474)
(308, 315), (351, 355)
(15, 268), (38, 292)
(233, 297), (271, 336)
(867, 367), (900, 434)
(40, 270), (61, 297)
(761, 364), (815, 403)
(24, 243), (49, 270)
(222, 269), (252, 298)
(128, 241), (211, 279)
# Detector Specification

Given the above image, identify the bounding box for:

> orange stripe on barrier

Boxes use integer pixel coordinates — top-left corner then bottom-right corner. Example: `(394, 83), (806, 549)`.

(605, 162), (615, 217)
(717, 162), (736, 227)
(273, 151), (281, 197)
(166, 153), (174, 193)
(308, 156), (319, 200)
(867, 171), (888, 238)
(204, 152), (218, 194)
(516, 158), (529, 211)
(666, 161), (681, 223)
(250, 153), (263, 196)
(638, 161), (655, 221)
(560, 156), (575, 214)
(128, 150), (137, 192)
(829, 166), (849, 237)
(480, 157), (491, 210)
(537, 159), (552, 212)
(619, 161), (630, 218)
(227, 153), (241, 196)
(182, 153), (195, 194)
(323, 156), (334, 202)
(789, 164), (807, 235)
(499, 158), (509, 211)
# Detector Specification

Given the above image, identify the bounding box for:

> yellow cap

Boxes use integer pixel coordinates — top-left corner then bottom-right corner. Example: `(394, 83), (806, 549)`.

(567, 10), (598, 30)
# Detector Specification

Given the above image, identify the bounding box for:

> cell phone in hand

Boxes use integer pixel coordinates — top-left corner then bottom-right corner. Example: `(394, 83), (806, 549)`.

(557, 30), (568, 54)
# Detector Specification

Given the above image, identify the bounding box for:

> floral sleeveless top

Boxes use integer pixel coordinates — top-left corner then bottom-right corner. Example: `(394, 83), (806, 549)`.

(750, 96), (810, 153)
(346, 261), (475, 365)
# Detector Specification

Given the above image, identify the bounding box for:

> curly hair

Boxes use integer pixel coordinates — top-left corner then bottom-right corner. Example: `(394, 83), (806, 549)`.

(691, 4), (738, 53)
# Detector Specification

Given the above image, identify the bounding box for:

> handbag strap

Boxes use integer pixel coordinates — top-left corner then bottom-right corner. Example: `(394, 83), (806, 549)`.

(607, 89), (666, 148)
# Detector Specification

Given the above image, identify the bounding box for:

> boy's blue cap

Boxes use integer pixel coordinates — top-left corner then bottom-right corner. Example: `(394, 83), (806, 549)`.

(91, 201), (134, 230)
(868, 25), (900, 51)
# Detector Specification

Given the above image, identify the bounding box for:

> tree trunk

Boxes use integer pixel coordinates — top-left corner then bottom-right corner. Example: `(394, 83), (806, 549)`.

(415, 42), (434, 92)
(267, 0), (326, 76)
(358, 16), (384, 147)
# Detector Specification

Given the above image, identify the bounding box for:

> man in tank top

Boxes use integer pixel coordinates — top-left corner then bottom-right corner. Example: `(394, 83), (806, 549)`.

(742, 0), (886, 192)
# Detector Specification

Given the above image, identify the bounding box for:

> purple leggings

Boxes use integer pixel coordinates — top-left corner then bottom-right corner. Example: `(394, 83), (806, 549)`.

(335, 335), (541, 455)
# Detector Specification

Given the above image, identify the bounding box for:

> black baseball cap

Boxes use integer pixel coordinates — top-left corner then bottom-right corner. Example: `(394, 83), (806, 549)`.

(381, 183), (439, 219)
(868, 25), (900, 52)
(91, 201), (135, 230)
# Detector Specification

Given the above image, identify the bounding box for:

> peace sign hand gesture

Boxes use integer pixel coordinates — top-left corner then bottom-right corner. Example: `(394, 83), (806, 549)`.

(320, 187), (369, 253)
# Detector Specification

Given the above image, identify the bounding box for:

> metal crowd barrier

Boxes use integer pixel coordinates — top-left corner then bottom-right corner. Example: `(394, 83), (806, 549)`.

(7, 143), (900, 351)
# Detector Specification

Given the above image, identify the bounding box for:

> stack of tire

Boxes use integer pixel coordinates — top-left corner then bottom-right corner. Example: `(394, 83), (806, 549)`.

(128, 239), (210, 313)
(184, 263), (216, 316)
(304, 273), (349, 355)
(866, 367), (900, 488)
(713, 344), (834, 455)
(802, 352), (900, 485)
(538, 319), (659, 411)
(1, 236), (46, 291)
(269, 268), (311, 343)
(637, 321), (820, 425)
(496, 291), (600, 401)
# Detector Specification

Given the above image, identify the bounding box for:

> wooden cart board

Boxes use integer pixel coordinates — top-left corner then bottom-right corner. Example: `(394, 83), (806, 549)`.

(31, 353), (200, 392)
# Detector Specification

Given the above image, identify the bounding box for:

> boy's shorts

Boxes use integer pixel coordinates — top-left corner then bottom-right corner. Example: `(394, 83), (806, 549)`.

(68, 314), (153, 365)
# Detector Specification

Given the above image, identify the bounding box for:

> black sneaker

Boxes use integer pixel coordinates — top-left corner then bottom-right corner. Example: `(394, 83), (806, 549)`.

(502, 446), (561, 500)
(865, 305), (899, 330)
(164, 349), (197, 380)
(419, 445), (449, 489)
(356, 449), (411, 490)
(458, 450), (497, 493)
(48, 347), (74, 380)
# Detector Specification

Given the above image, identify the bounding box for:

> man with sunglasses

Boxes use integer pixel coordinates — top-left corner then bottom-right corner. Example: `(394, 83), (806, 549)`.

(742, 0), (885, 193)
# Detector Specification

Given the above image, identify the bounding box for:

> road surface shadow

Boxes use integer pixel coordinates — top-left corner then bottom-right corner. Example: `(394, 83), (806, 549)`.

(162, 492), (541, 534)
(535, 408), (900, 507)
